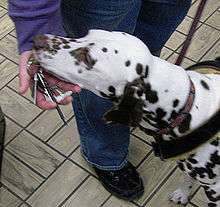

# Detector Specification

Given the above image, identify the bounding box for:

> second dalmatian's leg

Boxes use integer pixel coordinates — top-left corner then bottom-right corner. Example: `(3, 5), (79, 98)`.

(169, 172), (195, 205)
(203, 183), (220, 207)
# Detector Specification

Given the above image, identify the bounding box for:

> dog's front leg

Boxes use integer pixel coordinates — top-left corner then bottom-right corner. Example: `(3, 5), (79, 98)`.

(168, 172), (195, 205)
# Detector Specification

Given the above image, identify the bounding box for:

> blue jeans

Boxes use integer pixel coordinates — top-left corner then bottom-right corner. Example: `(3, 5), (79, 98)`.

(61, 0), (191, 170)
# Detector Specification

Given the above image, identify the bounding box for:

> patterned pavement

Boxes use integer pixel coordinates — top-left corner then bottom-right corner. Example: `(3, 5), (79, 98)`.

(0, 1), (220, 207)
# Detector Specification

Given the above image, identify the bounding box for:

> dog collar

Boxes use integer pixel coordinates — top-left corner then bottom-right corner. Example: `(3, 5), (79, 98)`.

(152, 59), (220, 160)
(157, 77), (195, 135)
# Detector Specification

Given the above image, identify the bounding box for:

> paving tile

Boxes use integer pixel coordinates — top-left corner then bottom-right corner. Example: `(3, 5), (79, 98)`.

(128, 135), (151, 167)
(10, 29), (17, 37)
(206, 11), (220, 30)
(188, 0), (220, 22)
(0, 0), (7, 8)
(177, 16), (201, 35)
(186, 204), (195, 207)
(1, 151), (44, 199)
(0, 6), (7, 17)
(160, 47), (173, 60)
(70, 147), (96, 176)
(48, 118), (80, 156)
(27, 104), (73, 141)
(0, 59), (18, 89)
(0, 87), (41, 127)
(0, 54), (5, 63)
(0, 14), (14, 39)
(0, 35), (19, 64)
(145, 169), (199, 207)
(135, 153), (176, 206)
(191, 188), (207, 207)
(27, 160), (88, 207)
(6, 130), (65, 178)
(166, 53), (195, 68)
(4, 117), (22, 145)
(0, 186), (23, 207)
(19, 204), (29, 207)
(131, 127), (154, 144)
(102, 196), (137, 207)
(8, 76), (36, 102)
(165, 31), (186, 51)
(201, 39), (220, 61)
(62, 176), (110, 207)
(177, 24), (220, 62)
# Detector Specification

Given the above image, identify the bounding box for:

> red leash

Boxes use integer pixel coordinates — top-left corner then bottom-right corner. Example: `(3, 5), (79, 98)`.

(175, 0), (208, 66)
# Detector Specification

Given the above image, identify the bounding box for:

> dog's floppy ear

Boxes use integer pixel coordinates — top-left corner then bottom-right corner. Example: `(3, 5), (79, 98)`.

(103, 84), (144, 127)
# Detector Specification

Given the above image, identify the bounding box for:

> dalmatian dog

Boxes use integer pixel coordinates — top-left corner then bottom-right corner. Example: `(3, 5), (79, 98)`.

(33, 29), (220, 207)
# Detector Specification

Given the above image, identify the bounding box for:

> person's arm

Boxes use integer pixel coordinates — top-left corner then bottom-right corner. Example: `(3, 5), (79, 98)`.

(8, 0), (80, 109)
(8, 0), (65, 54)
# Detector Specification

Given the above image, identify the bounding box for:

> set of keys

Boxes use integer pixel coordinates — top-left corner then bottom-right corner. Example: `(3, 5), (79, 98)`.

(27, 59), (68, 126)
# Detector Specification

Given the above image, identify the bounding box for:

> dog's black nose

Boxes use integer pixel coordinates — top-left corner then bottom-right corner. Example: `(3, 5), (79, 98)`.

(33, 34), (49, 50)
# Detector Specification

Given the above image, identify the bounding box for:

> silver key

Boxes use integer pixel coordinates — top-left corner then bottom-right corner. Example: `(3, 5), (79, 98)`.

(33, 73), (38, 105)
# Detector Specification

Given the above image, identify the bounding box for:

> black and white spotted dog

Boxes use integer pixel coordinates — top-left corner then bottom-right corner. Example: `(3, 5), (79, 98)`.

(33, 30), (220, 207)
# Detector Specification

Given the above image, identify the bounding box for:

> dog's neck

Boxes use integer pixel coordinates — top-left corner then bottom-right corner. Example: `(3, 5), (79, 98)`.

(108, 57), (218, 140)
(139, 56), (192, 139)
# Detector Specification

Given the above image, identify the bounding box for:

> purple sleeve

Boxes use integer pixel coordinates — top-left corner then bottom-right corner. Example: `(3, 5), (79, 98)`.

(8, 0), (66, 54)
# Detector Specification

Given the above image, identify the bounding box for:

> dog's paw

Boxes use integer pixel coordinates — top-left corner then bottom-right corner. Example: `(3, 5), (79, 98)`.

(168, 189), (189, 205)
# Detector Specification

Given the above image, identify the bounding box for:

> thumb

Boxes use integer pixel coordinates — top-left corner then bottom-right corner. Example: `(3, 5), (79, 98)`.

(19, 51), (32, 94)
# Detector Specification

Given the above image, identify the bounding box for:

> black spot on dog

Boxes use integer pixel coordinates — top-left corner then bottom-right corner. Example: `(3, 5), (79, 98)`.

(70, 47), (97, 69)
(125, 60), (131, 67)
(145, 83), (158, 104)
(208, 203), (217, 207)
(210, 151), (220, 165)
(178, 113), (191, 134)
(188, 157), (198, 164)
(102, 47), (108, 52)
(108, 86), (116, 94)
(156, 108), (167, 119)
(137, 90), (143, 97)
(136, 63), (143, 74)
(114, 50), (118, 54)
(189, 170), (197, 178)
(122, 32), (126, 35)
(75, 61), (80, 65)
(178, 162), (185, 171)
(144, 65), (149, 78)
(78, 69), (82, 73)
(63, 44), (70, 49)
(186, 162), (192, 170)
(201, 80), (210, 90)
(69, 38), (77, 42)
(164, 89), (169, 93)
(53, 45), (61, 50)
(211, 139), (219, 146)
(60, 38), (69, 44)
(89, 43), (95, 46)
(169, 110), (178, 121)
(205, 188), (220, 203)
(173, 99), (179, 108)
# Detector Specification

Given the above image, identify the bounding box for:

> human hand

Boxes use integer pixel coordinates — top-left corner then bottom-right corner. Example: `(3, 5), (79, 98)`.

(19, 51), (81, 109)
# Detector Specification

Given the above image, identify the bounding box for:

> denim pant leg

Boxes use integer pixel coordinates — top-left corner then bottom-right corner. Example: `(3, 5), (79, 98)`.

(61, 0), (141, 170)
(134, 0), (192, 53)
(60, 0), (191, 170)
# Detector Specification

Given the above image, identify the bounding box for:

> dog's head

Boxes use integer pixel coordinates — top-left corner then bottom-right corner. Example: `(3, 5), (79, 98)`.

(33, 29), (153, 126)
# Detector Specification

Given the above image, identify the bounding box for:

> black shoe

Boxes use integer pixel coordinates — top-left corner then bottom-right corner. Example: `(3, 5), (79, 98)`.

(93, 162), (144, 201)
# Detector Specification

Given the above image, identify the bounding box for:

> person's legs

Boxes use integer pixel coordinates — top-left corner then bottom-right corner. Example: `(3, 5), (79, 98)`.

(134, 0), (192, 55)
(61, 0), (142, 170)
